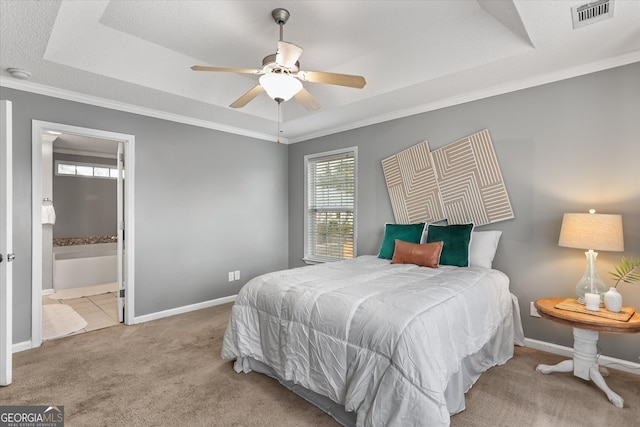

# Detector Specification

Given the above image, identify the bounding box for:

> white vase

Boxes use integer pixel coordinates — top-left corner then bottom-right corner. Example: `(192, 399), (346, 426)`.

(604, 287), (623, 313)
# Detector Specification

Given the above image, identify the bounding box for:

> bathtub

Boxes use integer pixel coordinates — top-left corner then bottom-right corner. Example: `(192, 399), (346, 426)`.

(53, 242), (118, 290)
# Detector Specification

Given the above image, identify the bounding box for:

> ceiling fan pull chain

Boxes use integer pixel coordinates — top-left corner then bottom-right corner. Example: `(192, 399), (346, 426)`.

(277, 100), (282, 143)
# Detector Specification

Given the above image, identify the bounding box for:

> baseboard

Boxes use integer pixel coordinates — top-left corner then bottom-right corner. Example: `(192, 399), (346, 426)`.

(524, 338), (640, 375)
(13, 296), (237, 352)
(132, 295), (237, 324)
(42, 289), (54, 296)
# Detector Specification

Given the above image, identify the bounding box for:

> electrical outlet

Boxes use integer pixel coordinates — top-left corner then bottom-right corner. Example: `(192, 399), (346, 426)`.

(234, 270), (240, 280)
(228, 272), (234, 282)
(530, 301), (541, 318)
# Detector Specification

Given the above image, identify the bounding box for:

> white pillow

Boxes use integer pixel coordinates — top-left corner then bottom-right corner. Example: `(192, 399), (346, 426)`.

(469, 230), (502, 268)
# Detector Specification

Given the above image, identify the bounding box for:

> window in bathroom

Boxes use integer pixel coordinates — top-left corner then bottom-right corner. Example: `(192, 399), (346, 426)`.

(55, 161), (121, 179)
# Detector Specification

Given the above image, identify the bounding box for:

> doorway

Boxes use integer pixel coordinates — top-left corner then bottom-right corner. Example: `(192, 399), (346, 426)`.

(42, 133), (121, 339)
(31, 121), (135, 348)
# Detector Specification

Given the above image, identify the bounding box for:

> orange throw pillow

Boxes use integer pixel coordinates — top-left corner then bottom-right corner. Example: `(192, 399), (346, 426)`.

(391, 239), (443, 268)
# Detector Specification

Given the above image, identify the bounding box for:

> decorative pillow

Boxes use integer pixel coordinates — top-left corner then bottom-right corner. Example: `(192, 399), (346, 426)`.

(378, 223), (426, 260)
(391, 240), (443, 268)
(469, 230), (502, 269)
(425, 223), (474, 267)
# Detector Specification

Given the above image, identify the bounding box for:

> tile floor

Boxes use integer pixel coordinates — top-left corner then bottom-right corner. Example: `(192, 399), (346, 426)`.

(42, 290), (119, 337)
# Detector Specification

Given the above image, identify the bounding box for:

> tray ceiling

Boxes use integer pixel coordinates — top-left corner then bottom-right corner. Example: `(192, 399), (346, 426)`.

(1, 1), (639, 143)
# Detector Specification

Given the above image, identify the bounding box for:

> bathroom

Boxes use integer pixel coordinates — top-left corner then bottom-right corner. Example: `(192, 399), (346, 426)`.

(41, 131), (122, 339)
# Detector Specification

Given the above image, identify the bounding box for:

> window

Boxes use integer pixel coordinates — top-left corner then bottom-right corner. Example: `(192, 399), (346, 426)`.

(304, 147), (357, 262)
(56, 160), (120, 179)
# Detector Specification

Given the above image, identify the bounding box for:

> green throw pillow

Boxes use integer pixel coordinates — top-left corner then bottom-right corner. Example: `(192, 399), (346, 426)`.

(378, 223), (426, 260)
(425, 223), (474, 266)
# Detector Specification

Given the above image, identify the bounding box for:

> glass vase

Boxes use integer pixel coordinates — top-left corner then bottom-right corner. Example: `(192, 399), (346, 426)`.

(575, 250), (607, 305)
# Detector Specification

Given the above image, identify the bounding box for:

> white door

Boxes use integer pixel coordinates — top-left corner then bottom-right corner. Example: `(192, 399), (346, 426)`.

(1, 100), (14, 386)
(116, 142), (124, 323)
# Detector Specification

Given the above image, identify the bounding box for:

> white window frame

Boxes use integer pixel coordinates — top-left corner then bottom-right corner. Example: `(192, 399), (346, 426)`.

(55, 160), (119, 180)
(304, 146), (358, 263)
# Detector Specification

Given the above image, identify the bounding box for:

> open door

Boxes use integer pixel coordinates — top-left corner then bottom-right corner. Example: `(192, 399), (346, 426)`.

(31, 121), (135, 343)
(1, 100), (14, 386)
(116, 142), (125, 323)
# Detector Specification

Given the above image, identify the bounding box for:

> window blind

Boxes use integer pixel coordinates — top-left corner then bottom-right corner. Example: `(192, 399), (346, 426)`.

(306, 150), (356, 262)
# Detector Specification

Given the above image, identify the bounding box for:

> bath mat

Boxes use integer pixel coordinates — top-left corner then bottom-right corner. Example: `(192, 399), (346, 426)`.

(49, 282), (118, 300)
(42, 304), (88, 340)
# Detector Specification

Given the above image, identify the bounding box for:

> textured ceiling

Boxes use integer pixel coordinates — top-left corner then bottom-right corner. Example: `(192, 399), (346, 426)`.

(1, 0), (639, 143)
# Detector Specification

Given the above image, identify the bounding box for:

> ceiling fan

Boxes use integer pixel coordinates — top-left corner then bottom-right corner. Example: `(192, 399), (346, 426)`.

(191, 8), (366, 111)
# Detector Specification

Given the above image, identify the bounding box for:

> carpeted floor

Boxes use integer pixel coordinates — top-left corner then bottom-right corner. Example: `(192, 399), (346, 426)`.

(2, 302), (638, 426)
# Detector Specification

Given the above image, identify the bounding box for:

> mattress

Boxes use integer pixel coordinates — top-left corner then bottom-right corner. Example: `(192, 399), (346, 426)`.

(222, 255), (524, 426)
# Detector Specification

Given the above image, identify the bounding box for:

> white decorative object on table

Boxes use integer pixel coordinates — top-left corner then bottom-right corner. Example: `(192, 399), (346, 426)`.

(585, 293), (600, 311)
(604, 287), (623, 313)
(607, 256), (640, 313)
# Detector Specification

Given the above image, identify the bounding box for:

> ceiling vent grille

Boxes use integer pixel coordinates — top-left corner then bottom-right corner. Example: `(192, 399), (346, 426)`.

(572, 0), (614, 29)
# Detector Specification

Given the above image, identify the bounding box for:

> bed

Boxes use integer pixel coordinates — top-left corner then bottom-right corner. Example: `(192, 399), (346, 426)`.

(222, 244), (524, 426)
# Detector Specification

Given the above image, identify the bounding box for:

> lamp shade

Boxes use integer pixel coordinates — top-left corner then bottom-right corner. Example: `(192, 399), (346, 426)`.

(558, 212), (624, 252)
(259, 73), (302, 102)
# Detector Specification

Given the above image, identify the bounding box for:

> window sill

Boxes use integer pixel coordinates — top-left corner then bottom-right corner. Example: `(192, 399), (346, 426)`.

(302, 257), (346, 265)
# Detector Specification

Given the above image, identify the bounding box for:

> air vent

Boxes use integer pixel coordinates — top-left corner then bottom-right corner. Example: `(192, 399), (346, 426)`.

(572, 0), (614, 29)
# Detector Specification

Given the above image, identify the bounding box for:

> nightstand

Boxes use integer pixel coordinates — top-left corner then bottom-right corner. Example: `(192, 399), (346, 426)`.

(534, 297), (640, 408)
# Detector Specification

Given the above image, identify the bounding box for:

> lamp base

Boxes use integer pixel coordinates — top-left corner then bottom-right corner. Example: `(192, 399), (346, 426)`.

(575, 250), (607, 305)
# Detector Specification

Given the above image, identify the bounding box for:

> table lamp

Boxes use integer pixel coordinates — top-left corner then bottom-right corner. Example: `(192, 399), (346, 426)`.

(558, 209), (624, 304)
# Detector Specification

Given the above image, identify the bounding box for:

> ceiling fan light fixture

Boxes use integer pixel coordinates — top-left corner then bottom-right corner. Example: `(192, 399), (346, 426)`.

(259, 73), (302, 102)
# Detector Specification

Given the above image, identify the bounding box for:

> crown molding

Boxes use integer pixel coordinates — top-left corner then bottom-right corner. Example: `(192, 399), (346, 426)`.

(2, 51), (637, 145)
(288, 51), (640, 144)
(0, 78), (283, 143)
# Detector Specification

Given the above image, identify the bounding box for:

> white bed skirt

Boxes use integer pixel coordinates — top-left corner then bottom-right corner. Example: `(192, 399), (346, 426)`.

(234, 294), (524, 426)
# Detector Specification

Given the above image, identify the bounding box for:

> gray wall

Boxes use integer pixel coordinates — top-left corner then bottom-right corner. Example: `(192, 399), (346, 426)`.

(53, 153), (117, 238)
(3, 86), (289, 343)
(288, 63), (640, 363)
(5, 63), (639, 363)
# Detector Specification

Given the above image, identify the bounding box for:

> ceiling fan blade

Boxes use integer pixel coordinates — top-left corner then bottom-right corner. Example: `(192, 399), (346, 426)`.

(298, 70), (366, 89)
(191, 65), (261, 74)
(230, 85), (265, 108)
(276, 41), (303, 69)
(294, 88), (321, 111)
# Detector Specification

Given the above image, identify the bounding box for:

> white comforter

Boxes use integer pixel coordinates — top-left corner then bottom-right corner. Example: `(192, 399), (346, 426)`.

(222, 255), (516, 426)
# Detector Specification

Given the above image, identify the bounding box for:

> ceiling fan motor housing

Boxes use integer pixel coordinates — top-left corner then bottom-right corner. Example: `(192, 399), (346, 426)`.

(262, 54), (299, 73)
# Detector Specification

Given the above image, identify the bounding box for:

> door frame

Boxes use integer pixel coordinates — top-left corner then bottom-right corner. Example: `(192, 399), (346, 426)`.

(31, 120), (135, 348)
(1, 100), (13, 385)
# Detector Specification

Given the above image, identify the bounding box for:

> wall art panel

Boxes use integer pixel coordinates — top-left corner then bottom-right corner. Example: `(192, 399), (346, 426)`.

(431, 129), (514, 226)
(381, 141), (445, 224)
(382, 129), (513, 226)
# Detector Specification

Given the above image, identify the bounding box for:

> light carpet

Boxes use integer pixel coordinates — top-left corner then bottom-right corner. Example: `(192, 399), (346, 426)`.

(41, 304), (88, 340)
(6, 303), (639, 426)
(49, 282), (118, 300)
